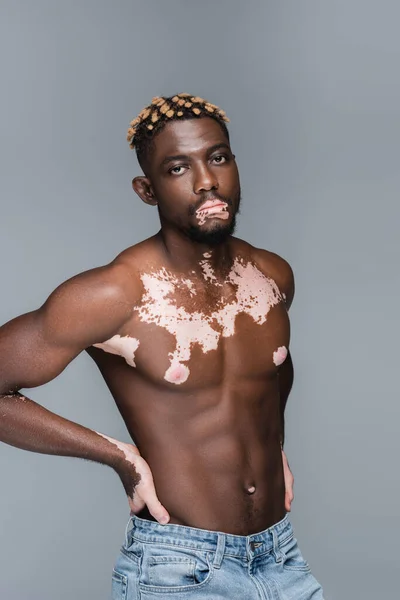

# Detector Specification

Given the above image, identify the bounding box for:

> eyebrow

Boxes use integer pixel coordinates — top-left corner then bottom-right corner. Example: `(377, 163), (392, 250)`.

(160, 142), (231, 168)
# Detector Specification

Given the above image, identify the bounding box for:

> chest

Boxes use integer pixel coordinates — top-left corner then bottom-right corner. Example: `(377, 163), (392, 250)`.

(93, 259), (290, 387)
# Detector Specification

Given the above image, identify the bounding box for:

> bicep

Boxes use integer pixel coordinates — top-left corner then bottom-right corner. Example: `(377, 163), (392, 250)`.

(0, 264), (135, 394)
(0, 310), (81, 393)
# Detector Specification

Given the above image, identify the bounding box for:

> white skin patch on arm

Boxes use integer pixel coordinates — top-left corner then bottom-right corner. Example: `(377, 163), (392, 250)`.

(93, 334), (140, 367)
(273, 345), (288, 366)
(95, 431), (135, 466)
(135, 258), (283, 385)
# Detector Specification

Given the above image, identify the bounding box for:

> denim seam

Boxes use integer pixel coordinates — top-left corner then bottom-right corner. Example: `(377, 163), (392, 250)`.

(129, 531), (294, 561)
(138, 553), (215, 593)
(120, 546), (140, 564)
(281, 556), (311, 572)
(132, 536), (213, 553)
(278, 532), (294, 547)
(112, 569), (128, 600)
(112, 569), (128, 583)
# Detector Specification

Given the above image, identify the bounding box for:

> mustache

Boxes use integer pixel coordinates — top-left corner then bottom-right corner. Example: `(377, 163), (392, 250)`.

(188, 193), (234, 216)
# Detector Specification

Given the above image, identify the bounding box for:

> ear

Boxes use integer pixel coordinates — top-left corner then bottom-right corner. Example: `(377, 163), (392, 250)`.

(132, 176), (157, 206)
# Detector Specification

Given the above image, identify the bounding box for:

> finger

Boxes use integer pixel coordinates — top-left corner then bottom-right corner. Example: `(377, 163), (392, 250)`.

(128, 497), (145, 514)
(139, 484), (170, 525)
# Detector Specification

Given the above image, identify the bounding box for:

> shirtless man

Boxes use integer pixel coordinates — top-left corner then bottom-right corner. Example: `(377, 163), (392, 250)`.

(0, 93), (324, 599)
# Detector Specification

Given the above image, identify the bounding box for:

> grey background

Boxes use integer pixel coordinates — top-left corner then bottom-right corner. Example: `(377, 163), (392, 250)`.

(0, 1), (398, 598)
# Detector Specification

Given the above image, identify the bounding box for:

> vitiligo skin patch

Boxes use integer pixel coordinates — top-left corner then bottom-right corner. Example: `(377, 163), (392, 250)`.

(273, 345), (288, 366)
(95, 431), (141, 491)
(135, 257), (283, 385)
(195, 200), (229, 225)
(93, 334), (140, 367)
(92, 257), (285, 385)
(95, 431), (136, 466)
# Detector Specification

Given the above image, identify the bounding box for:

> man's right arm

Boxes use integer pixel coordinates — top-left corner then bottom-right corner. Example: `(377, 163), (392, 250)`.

(0, 262), (170, 523)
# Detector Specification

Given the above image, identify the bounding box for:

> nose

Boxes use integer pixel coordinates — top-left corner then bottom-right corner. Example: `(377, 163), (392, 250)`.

(193, 162), (218, 194)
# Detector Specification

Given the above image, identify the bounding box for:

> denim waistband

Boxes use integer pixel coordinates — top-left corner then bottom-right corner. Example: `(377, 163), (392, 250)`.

(127, 513), (293, 561)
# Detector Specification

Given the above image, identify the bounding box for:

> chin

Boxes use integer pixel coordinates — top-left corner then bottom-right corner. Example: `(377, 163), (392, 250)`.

(186, 215), (237, 246)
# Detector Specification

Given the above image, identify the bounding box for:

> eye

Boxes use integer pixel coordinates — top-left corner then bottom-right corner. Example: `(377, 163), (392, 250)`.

(212, 155), (228, 164)
(169, 165), (187, 175)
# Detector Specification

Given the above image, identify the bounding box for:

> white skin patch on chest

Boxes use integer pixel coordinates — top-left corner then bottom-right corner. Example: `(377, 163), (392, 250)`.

(134, 258), (283, 385)
(273, 345), (288, 366)
(93, 334), (140, 367)
(199, 259), (219, 283)
(182, 279), (196, 296)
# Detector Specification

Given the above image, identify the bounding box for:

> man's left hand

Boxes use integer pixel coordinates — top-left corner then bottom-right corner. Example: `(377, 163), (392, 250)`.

(282, 448), (294, 511)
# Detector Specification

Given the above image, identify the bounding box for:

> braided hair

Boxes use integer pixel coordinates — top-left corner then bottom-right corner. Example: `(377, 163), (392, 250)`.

(127, 93), (230, 170)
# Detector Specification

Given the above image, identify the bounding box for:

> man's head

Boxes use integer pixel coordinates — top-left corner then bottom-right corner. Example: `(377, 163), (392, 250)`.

(128, 94), (241, 247)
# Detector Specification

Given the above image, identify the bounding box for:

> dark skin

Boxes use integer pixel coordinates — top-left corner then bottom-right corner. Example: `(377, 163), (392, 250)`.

(0, 117), (294, 535)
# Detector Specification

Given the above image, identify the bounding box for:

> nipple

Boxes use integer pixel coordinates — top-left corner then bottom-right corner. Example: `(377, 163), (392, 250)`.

(247, 486), (256, 494)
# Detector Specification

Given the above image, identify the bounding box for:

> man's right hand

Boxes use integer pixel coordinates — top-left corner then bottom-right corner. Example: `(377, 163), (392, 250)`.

(113, 440), (170, 525)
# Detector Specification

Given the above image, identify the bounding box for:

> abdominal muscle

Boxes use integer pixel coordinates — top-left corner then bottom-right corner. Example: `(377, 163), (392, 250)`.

(131, 386), (286, 536)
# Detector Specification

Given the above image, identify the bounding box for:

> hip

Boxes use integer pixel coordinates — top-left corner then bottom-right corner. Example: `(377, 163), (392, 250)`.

(111, 512), (325, 599)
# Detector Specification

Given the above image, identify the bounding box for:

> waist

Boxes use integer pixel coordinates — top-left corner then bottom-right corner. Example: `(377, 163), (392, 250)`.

(128, 512), (292, 559)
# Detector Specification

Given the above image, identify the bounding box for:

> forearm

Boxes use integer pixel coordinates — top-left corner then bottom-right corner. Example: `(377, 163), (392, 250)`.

(0, 391), (123, 470)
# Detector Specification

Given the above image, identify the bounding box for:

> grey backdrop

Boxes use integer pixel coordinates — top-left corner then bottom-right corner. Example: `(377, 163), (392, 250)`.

(0, 1), (398, 599)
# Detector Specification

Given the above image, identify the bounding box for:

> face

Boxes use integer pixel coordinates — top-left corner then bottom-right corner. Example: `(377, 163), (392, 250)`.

(132, 117), (241, 245)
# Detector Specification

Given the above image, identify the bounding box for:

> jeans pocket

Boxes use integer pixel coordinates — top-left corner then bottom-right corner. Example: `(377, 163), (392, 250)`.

(280, 534), (311, 572)
(138, 544), (214, 593)
(111, 569), (128, 600)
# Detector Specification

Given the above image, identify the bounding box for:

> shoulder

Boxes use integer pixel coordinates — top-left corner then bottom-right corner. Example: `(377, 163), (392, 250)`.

(232, 238), (295, 310)
(46, 235), (161, 310)
(39, 252), (146, 349)
(59, 236), (158, 303)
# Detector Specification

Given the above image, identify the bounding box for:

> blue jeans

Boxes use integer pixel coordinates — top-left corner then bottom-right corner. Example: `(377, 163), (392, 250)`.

(111, 513), (324, 599)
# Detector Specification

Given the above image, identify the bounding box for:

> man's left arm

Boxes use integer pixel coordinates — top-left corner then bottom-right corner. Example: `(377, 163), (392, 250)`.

(278, 348), (295, 512)
(272, 253), (296, 512)
(256, 249), (295, 512)
(278, 348), (294, 449)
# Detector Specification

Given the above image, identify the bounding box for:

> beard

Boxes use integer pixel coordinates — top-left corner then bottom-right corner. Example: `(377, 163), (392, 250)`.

(185, 188), (241, 246)
(185, 213), (238, 245)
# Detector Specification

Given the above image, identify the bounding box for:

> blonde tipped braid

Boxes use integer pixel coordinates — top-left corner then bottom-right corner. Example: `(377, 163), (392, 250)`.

(126, 92), (230, 150)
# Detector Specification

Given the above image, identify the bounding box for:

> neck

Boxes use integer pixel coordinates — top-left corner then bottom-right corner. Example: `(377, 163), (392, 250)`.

(156, 226), (233, 275)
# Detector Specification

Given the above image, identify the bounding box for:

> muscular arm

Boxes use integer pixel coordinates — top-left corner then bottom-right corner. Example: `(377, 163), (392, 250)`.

(0, 263), (134, 479)
(254, 248), (295, 448)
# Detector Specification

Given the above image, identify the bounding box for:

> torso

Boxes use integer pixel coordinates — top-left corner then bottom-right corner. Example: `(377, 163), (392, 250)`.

(86, 236), (291, 534)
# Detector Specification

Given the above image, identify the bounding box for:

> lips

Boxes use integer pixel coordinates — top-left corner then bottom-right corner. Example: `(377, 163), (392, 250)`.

(196, 198), (228, 213)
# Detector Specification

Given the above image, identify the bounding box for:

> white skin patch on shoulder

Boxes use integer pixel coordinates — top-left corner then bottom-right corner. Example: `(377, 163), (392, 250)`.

(93, 334), (140, 367)
(135, 258), (283, 385)
(273, 345), (288, 366)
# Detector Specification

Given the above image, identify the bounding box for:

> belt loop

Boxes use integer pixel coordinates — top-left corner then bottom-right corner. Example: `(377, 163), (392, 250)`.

(212, 533), (226, 569)
(124, 515), (134, 548)
(271, 527), (283, 564)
